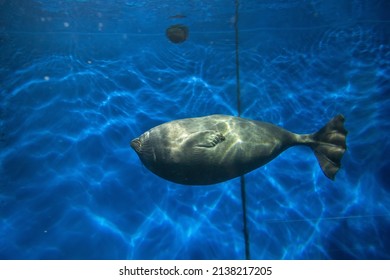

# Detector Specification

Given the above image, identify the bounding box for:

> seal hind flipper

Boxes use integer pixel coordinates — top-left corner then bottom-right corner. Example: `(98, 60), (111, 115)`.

(311, 114), (348, 180)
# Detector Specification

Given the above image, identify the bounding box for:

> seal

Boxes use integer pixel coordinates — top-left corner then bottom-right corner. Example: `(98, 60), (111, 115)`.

(130, 114), (347, 185)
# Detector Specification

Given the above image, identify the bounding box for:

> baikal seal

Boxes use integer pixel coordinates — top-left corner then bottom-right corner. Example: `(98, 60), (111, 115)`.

(130, 114), (347, 185)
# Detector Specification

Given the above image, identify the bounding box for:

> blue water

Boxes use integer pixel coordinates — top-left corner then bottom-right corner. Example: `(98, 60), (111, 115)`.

(1, 0), (390, 260)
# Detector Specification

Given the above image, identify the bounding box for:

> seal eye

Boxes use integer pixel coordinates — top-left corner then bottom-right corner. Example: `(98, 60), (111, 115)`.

(130, 138), (142, 152)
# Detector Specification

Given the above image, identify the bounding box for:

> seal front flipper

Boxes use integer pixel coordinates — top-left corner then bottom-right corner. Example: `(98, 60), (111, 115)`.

(184, 130), (225, 148)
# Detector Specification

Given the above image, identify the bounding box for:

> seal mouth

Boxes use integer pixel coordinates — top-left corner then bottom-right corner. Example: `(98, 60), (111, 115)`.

(130, 138), (142, 152)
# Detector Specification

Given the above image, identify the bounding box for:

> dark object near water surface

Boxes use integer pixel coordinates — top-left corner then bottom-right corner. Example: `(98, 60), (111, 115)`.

(131, 114), (348, 185)
(169, 14), (187, 19)
(166, 24), (189, 44)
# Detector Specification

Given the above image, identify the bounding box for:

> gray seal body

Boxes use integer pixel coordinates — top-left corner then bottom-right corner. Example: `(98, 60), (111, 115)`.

(131, 114), (347, 185)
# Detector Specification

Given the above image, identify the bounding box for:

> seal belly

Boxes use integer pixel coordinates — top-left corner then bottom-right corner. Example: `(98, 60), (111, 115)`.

(196, 117), (296, 184)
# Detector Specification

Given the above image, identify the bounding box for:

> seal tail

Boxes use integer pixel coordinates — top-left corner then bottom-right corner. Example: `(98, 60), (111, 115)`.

(309, 114), (348, 180)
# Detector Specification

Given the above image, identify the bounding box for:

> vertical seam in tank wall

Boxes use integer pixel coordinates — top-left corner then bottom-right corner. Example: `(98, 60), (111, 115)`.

(235, 0), (251, 260)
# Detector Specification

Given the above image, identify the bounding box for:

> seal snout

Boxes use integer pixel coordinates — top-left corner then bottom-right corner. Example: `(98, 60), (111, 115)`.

(130, 138), (142, 153)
